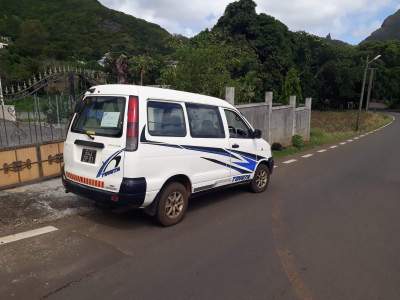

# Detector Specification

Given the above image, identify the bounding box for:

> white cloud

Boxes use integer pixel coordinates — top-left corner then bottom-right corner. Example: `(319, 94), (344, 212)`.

(99, 0), (398, 43)
(351, 20), (382, 39)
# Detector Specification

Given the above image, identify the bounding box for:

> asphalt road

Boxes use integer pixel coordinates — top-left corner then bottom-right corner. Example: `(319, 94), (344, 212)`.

(0, 113), (399, 300)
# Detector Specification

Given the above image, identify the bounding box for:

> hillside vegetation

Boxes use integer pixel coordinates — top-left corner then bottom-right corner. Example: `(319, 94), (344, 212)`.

(1, 0), (400, 108)
(0, 0), (171, 79)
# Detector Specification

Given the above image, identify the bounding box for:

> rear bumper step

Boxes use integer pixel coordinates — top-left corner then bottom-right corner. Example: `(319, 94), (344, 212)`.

(62, 174), (146, 207)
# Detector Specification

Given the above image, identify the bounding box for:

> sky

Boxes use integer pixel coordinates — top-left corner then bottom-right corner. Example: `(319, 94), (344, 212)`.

(99, 0), (399, 44)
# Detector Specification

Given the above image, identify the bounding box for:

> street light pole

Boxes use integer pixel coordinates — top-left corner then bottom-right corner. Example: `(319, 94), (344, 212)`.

(356, 56), (369, 131)
(365, 68), (375, 112)
(356, 54), (381, 131)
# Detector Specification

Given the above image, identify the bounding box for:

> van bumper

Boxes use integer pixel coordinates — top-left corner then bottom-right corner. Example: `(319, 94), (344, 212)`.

(62, 174), (146, 208)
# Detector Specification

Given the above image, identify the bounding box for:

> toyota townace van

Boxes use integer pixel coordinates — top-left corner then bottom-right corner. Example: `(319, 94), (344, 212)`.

(62, 85), (274, 226)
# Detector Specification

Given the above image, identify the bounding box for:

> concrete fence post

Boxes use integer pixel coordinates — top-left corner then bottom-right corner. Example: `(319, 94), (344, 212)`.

(290, 95), (296, 136)
(265, 92), (273, 143)
(305, 97), (312, 141)
(225, 87), (235, 106)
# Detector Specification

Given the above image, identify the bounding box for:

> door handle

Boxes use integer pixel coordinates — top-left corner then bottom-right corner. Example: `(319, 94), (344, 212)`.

(232, 144), (240, 149)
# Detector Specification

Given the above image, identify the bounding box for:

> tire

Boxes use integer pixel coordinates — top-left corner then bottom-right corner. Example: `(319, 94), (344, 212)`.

(249, 164), (270, 193)
(156, 182), (188, 226)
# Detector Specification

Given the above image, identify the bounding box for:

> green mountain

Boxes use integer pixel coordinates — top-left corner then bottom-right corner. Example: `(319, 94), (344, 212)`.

(0, 0), (171, 61)
(176, 0), (357, 102)
(2, 0), (400, 108)
(364, 10), (400, 42)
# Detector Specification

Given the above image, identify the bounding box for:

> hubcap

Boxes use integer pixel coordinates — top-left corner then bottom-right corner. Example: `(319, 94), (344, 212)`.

(255, 170), (268, 189)
(165, 191), (184, 219)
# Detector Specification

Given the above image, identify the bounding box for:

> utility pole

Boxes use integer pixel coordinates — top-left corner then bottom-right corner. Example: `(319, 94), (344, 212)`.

(356, 54), (381, 131)
(365, 68), (375, 112)
(0, 75), (4, 106)
(356, 57), (369, 131)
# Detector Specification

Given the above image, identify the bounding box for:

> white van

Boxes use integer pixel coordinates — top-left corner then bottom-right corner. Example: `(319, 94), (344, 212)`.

(62, 85), (274, 226)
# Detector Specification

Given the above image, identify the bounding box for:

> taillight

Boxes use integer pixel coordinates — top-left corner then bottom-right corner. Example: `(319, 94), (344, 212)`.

(126, 96), (139, 151)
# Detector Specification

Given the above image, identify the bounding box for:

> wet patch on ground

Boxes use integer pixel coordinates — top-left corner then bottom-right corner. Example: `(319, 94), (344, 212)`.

(0, 179), (94, 234)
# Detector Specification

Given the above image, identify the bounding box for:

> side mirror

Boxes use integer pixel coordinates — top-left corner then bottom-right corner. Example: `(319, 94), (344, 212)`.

(252, 129), (262, 139)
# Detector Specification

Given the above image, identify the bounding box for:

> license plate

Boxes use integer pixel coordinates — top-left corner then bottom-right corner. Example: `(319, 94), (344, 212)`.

(81, 149), (97, 164)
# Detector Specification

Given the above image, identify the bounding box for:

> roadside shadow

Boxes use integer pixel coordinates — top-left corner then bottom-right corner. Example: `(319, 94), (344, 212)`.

(80, 203), (154, 230)
(79, 185), (250, 230)
(189, 185), (249, 211)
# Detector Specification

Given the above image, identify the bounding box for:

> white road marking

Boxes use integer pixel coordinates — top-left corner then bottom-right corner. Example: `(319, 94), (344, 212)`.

(354, 137), (359, 140)
(0, 226), (58, 246)
(347, 139), (354, 142)
(302, 154), (313, 158)
(283, 159), (297, 164)
(274, 165), (278, 169)
(317, 149), (327, 153)
(340, 142), (347, 145)
(330, 145), (338, 149)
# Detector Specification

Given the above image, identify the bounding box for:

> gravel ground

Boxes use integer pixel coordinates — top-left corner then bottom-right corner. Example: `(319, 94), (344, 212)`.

(0, 179), (94, 234)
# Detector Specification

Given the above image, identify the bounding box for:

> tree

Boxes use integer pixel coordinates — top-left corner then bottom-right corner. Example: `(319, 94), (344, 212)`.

(159, 44), (232, 98)
(129, 55), (154, 85)
(15, 20), (48, 56)
(281, 68), (303, 104)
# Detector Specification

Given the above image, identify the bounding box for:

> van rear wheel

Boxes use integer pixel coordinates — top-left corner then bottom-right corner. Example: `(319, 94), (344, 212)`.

(156, 182), (188, 226)
(250, 164), (270, 193)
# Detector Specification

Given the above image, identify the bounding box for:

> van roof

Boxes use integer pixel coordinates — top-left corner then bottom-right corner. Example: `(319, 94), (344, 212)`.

(88, 84), (235, 109)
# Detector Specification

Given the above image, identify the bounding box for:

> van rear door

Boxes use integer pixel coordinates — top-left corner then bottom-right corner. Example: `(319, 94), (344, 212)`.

(64, 96), (127, 192)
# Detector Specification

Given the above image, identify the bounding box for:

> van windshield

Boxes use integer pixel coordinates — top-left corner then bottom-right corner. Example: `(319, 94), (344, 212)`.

(71, 96), (126, 137)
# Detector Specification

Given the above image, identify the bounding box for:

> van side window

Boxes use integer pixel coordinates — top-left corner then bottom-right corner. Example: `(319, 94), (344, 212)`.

(186, 104), (225, 138)
(224, 110), (252, 139)
(147, 101), (186, 137)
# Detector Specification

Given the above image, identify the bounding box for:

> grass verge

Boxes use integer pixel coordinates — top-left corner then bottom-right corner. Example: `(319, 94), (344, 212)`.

(273, 111), (393, 158)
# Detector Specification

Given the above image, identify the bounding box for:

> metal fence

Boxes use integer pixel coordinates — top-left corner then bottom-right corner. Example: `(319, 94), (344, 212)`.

(0, 95), (74, 149)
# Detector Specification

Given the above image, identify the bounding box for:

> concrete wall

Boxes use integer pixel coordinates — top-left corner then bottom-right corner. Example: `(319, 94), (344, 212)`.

(0, 105), (16, 122)
(270, 105), (294, 146)
(235, 103), (270, 140)
(295, 108), (310, 139)
(229, 88), (312, 146)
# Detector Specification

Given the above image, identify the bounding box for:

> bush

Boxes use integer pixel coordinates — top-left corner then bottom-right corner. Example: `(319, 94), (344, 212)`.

(292, 135), (304, 149)
(271, 142), (283, 151)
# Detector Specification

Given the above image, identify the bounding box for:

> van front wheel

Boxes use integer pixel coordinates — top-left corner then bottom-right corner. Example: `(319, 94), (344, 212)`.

(156, 182), (188, 226)
(250, 164), (270, 193)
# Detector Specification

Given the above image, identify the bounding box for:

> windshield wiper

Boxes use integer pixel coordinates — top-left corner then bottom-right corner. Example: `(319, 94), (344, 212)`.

(84, 131), (95, 140)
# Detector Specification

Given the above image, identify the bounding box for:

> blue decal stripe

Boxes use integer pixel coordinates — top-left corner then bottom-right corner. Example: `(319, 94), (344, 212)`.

(202, 157), (251, 174)
(230, 149), (259, 161)
(182, 145), (231, 158)
(139, 125), (262, 173)
(142, 142), (183, 149)
(97, 149), (124, 178)
(232, 155), (257, 171)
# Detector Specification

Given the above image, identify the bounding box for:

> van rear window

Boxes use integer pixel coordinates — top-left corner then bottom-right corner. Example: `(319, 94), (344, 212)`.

(71, 96), (126, 137)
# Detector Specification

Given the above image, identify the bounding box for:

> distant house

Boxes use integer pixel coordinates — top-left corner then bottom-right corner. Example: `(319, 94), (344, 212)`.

(0, 42), (8, 49)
